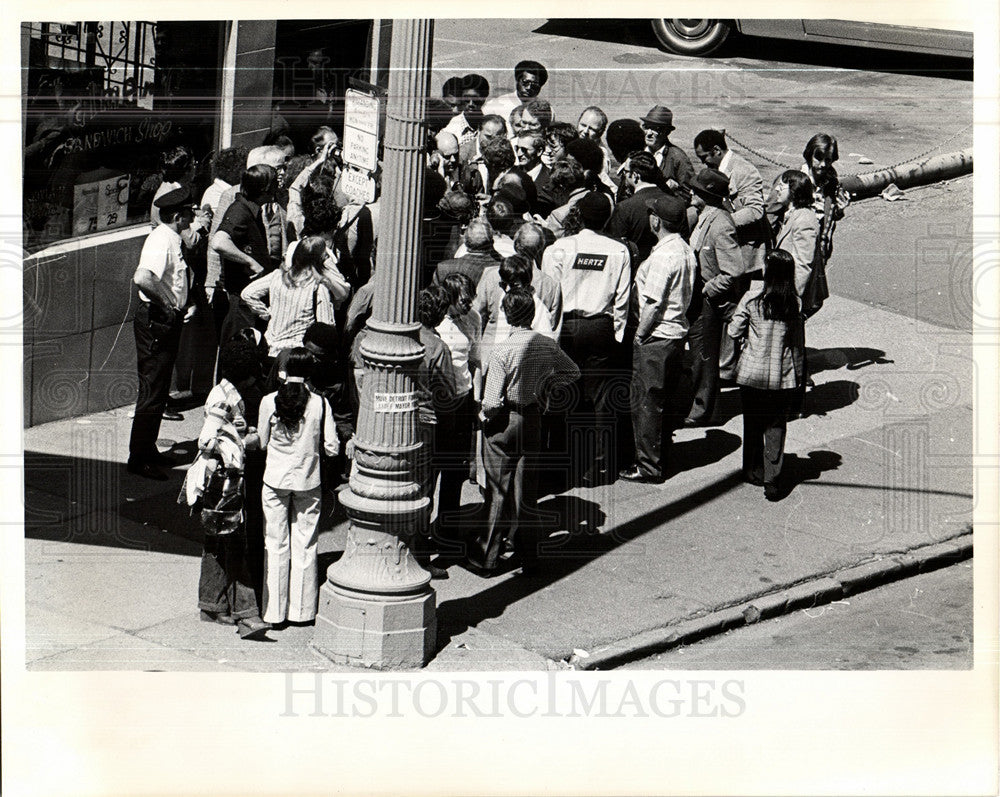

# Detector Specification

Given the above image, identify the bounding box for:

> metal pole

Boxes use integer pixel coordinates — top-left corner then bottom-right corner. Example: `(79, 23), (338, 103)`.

(312, 19), (436, 670)
(840, 148), (973, 199)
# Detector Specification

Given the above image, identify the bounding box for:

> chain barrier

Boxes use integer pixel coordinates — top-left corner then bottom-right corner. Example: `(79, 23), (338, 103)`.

(724, 123), (973, 176)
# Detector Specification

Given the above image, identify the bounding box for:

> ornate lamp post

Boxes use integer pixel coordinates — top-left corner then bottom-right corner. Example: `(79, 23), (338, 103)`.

(312, 19), (437, 669)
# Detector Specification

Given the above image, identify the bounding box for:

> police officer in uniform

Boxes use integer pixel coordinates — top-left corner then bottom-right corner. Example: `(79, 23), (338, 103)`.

(128, 187), (197, 480)
(541, 192), (631, 485)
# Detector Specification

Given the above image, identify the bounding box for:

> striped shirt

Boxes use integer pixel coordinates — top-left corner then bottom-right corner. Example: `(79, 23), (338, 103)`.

(241, 270), (334, 356)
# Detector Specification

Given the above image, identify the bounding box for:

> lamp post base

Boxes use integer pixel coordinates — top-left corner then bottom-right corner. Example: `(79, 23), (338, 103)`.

(312, 581), (436, 670)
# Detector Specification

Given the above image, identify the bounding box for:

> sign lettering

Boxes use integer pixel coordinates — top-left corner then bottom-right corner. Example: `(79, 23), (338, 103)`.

(373, 392), (418, 413)
(572, 253), (608, 271)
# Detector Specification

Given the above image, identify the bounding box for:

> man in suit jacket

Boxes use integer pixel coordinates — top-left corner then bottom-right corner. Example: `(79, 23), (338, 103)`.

(605, 151), (672, 267)
(640, 105), (695, 191)
(693, 130), (768, 381)
(684, 168), (746, 427)
(693, 130), (767, 275)
(432, 219), (502, 287)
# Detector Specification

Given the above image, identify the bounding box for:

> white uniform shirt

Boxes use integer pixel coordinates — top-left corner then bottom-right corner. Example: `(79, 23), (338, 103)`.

(540, 228), (631, 342)
(136, 223), (190, 308)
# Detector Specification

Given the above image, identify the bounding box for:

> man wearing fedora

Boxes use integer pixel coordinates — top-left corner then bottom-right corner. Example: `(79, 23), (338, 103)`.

(684, 167), (746, 428)
(619, 195), (697, 484)
(128, 186), (198, 479)
(641, 105), (695, 192)
(693, 129), (767, 380)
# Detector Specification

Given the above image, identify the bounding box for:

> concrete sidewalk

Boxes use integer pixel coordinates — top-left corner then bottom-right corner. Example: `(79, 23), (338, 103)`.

(23, 294), (973, 671)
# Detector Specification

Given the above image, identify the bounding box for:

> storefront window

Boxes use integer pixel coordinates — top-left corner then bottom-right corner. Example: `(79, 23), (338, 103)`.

(22, 21), (222, 253)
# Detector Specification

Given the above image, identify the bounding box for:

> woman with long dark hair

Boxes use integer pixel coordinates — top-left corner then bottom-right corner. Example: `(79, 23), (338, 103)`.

(800, 133), (850, 318)
(770, 169), (820, 299)
(257, 348), (339, 625)
(728, 249), (805, 500)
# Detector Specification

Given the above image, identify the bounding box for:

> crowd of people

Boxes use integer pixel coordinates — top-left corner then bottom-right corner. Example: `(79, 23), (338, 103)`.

(126, 58), (850, 639)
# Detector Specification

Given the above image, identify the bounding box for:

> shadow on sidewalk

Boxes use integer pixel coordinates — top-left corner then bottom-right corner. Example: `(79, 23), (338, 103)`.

(799, 379), (861, 418)
(778, 450), (843, 498)
(437, 470), (745, 650)
(808, 346), (894, 375)
(25, 451), (204, 556)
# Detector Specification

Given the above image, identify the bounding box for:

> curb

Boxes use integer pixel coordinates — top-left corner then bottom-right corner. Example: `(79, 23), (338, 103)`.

(569, 529), (973, 671)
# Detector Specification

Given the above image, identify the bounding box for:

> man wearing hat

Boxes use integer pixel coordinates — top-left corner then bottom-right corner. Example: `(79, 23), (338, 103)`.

(619, 195), (697, 483)
(693, 129), (767, 380)
(684, 167), (746, 427)
(641, 105), (695, 191)
(128, 187), (197, 479)
(541, 191), (631, 485)
(482, 60), (550, 138)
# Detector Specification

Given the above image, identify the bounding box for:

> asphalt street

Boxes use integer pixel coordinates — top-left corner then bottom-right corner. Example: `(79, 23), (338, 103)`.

(621, 561), (974, 669)
(434, 19), (974, 330)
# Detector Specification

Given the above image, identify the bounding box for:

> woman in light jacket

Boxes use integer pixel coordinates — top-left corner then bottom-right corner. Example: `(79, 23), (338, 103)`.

(728, 250), (805, 501)
(771, 170), (820, 300)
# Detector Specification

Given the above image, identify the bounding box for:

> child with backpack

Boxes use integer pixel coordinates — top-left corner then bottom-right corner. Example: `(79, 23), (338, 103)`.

(182, 336), (270, 640)
(257, 348), (339, 625)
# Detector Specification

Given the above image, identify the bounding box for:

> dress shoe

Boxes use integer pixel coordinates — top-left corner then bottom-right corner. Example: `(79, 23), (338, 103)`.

(744, 473), (764, 487)
(162, 409), (184, 422)
(237, 617), (271, 640)
(618, 465), (665, 484)
(764, 483), (783, 501)
(683, 417), (705, 428)
(126, 460), (168, 481)
(200, 609), (235, 625)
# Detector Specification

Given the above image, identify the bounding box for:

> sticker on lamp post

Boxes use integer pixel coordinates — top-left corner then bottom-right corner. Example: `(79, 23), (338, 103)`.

(373, 392), (418, 413)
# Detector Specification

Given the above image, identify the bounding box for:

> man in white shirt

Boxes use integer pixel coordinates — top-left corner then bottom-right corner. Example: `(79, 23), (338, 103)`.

(443, 73), (490, 147)
(481, 60), (549, 138)
(619, 195), (696, 484)
(541, 191), (631, 484)
(128, 187), (197, 479)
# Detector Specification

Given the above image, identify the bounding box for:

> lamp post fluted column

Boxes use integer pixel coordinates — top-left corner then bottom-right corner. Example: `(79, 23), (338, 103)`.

(312, 19), (436, 669)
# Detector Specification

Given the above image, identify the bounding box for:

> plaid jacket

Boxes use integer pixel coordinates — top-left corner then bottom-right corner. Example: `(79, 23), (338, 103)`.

(728, 287), (805, 391)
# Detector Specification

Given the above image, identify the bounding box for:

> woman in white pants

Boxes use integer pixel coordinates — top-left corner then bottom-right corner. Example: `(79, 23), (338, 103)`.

(257, 348), (339, 624)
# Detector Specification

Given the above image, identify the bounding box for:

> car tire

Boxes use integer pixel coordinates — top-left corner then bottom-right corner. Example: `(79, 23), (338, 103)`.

(650, 19), (731, 56)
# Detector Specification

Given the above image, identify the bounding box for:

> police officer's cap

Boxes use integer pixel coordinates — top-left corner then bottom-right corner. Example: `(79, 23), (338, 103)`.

(153, 186), (196, 214)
